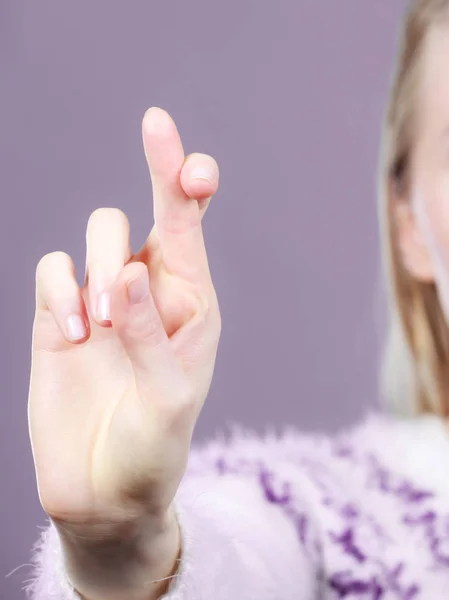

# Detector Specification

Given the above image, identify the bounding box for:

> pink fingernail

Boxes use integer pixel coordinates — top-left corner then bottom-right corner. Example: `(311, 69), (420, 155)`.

(67, 314), (86, 341)
(97, 292), (111, 322)
(127, 270), (150, 305)
(191, 167), (215, 183)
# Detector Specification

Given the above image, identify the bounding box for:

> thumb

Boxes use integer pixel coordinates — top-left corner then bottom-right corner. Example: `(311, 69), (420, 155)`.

(110, 262), (184, 400)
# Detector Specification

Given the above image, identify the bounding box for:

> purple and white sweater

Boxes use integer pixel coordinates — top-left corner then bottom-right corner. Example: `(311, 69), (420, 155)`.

(24, 411), (449, 599)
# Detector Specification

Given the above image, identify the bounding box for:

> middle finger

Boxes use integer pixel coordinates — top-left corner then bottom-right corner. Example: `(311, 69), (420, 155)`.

(85, 207), (132, 325)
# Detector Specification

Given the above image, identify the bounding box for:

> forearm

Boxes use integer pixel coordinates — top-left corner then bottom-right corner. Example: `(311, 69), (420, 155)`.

(54, 505), (182, 600)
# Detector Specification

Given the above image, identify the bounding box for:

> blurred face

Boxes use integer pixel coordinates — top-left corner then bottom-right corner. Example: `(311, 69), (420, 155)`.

(396, 23), (449, 318)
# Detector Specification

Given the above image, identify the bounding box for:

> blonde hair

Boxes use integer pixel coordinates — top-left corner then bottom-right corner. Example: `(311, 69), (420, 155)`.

(380, 0), (449, 417)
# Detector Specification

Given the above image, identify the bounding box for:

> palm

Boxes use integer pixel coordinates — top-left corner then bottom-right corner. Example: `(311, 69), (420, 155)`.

(28, 108), (221, 525)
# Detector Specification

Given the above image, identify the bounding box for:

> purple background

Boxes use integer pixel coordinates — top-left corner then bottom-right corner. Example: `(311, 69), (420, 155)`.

(1, 1), (407, 596)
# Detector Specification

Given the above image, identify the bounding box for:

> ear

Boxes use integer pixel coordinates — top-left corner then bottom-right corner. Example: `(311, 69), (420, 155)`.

(393, 189), (435, 283)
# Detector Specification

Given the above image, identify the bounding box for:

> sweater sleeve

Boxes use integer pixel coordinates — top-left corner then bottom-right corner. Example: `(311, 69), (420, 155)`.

(161, 472), (319, 599)
(24, 443), (320, 599)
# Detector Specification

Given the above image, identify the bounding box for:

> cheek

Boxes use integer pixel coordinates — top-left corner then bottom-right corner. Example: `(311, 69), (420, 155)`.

(417, 175), (449, 253)
(413, 178), (449, 319)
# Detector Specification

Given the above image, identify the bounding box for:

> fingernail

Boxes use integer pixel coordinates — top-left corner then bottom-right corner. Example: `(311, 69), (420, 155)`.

(97, 292), (111, 322)
(67, 314), (87, 341)
(127, 270), (150, 305)
(191, 166), (215, 184)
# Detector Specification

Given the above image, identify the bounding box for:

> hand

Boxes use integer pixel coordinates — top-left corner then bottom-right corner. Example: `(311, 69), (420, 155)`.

(28, 107), (221, 597)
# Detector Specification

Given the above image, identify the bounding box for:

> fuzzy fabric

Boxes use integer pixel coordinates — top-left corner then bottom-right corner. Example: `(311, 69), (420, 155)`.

(23, 410), (449, 599)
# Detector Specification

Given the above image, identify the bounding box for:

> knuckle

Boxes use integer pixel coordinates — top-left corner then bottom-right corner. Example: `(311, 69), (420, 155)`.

(131, 313), (165, 346)
(177, 391), (197, 415)
(140, 317), (162, 341)
(163, 389), (197, 428)
(188, 286), (211, 319)
(195, 297), (210, 320)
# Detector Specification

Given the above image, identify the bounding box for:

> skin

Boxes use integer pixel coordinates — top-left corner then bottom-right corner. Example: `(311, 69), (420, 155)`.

(396, 23), (449, 295)
(28, 107), (221, 600)
(29, 25), (449, 600)
(28, 27), (449, 599)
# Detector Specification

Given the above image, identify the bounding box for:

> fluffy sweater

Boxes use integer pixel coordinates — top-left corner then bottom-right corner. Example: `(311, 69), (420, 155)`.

(23, 411), (449, 599)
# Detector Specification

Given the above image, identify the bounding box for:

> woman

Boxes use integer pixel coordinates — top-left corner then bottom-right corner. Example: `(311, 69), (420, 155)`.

(24, 1), (449, 598)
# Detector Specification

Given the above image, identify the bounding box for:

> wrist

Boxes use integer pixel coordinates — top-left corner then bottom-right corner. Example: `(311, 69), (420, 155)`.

(54, 504), (181, 600)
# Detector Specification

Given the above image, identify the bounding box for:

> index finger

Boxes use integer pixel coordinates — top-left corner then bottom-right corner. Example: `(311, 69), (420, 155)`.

(141, 107), (218, 288)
